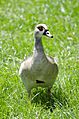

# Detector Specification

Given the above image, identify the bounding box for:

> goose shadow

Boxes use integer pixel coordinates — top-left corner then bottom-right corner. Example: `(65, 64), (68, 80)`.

(31, 88), (69, 112)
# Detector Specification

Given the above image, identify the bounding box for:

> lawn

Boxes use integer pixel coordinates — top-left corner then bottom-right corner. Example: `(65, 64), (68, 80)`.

(0, 0), (79, 118)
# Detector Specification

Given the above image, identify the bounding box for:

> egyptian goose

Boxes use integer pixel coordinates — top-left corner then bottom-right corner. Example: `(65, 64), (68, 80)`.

(19, 24), (58, 96)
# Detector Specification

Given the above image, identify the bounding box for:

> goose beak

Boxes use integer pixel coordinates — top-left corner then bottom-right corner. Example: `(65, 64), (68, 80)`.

(43, 30), (53, 38)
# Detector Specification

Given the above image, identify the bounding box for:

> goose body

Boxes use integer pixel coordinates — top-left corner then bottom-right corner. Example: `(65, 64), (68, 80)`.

(19, 24), (58, 95)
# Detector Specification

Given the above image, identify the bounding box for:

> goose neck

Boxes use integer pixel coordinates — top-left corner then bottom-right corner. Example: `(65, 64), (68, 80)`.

(34, 37), (44, 53)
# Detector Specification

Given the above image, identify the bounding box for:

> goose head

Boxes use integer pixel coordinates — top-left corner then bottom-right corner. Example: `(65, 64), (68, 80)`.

(34, 24), (53, 39)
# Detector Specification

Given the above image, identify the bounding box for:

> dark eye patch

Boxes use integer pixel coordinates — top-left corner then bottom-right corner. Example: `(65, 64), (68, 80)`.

(43, 29), (49, 35)
(37, 26), (44, 31)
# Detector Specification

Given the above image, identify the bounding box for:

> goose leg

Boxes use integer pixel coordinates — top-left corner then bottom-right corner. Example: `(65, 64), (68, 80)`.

(27, 89), (31, 97)
(47, 87), (52, 96)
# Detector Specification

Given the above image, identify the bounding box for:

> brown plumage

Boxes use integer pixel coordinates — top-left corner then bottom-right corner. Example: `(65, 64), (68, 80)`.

(19, 24), (58, 96)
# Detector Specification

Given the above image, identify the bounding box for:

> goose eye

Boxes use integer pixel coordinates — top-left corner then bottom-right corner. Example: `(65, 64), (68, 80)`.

(46, 32), (49, 34)
(38, 26), (43, 31)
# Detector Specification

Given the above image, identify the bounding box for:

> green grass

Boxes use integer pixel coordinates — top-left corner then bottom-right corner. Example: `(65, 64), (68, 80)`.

(0, 0), (79, 118)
